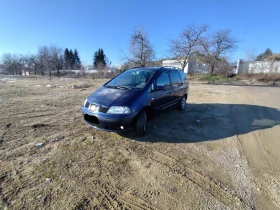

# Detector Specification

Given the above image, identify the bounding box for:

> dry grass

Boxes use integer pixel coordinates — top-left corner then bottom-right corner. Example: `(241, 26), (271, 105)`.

(1, 75), (278, 209)
(189, 72), (280, 85)
(0, 76), (130, 209)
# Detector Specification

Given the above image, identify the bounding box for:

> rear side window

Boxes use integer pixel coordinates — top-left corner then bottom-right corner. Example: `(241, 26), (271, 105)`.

(169, 71), (182, 87)
(156, 72), (170, 89)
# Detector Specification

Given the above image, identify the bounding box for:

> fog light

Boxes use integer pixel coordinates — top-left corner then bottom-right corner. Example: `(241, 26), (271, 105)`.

(120, 126), (124, 130)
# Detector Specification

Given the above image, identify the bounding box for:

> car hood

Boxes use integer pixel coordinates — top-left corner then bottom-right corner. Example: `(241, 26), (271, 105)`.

(87, 86), (141, 107)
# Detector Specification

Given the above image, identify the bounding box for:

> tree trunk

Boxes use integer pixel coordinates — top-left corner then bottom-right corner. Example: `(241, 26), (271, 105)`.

(182, 63), (186, 72)
(211, 61), (216, 75)
(181, 59), (188, 72)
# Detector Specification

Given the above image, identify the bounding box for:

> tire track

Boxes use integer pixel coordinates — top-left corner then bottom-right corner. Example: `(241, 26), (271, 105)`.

(95, 182), (158, 210)
(93, 157), (158, 210)
(144, 147), (253, 209)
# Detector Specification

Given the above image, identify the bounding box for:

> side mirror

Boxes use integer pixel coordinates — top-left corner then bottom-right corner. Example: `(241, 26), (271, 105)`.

(155, 85), (166, 91)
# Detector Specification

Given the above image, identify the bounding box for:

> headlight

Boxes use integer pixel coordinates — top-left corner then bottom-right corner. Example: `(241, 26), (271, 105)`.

(107, 106), (130, 114)
(89, 104), (98, 112)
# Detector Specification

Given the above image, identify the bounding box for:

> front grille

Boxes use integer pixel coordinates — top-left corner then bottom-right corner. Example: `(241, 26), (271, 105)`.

(84, 115), (106, 129)
(99, 106), (109, 113)
(85, 102), (90, 108)
(84, 114), (99, 124)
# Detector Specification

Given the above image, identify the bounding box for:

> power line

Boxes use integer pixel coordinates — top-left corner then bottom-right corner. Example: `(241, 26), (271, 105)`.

(242, 22), (248, 51)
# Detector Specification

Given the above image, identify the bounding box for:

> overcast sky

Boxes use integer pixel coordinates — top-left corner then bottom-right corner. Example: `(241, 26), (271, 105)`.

(0, 0), (279, 66)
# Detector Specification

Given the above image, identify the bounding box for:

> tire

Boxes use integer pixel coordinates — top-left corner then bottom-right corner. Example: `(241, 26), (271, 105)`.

(134, 111), (147, 137)
(178, 96), (186, 110)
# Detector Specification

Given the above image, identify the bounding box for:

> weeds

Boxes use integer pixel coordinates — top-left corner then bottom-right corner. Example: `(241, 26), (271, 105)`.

(191, 73), (280, 85)
(199, 74), (229, 82)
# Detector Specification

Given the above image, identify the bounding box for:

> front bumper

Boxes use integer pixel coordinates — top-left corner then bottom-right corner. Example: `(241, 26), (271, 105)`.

(81, 106), (137, 132)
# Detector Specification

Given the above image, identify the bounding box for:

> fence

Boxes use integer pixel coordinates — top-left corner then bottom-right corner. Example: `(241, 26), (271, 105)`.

(236, 60), (280, 74)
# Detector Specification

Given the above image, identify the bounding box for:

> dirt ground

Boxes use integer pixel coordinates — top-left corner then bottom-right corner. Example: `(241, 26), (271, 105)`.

(0, 75), (280, 210)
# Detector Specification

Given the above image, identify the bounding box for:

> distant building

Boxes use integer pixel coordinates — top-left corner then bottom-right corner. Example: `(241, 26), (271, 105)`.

(22, 69), (30, 76)
(162, 59), (208, 74)
(108, 67), (117, 72)
(84, 65), (94, 70)
(162, 60), (186, 71)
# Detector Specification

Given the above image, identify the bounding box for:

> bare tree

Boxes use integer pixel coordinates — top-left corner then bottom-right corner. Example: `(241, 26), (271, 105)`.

(120, 61), (133, 71)
(169, 24), (209, 70)
(268, 53), (280, 74)
(216, 58), (233, 78)
(50, 46), (63, 76)
(38, 46), (52, 77)
(1, 53), (14, 74)
(28, 54), (40, 75)
(123, 29), (155, 67)
(245, 48), (258, 62)
(200, 29), (237, 75)
(37, 45), (63, 78)
(20, 54), (31, 75)
(1, 53), (22, 75)
(37, 52), (45, 76)
(268, 54), (280, 63)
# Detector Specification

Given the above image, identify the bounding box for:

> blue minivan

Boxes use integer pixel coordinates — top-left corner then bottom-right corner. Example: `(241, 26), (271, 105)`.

(81, 67), (189, 136)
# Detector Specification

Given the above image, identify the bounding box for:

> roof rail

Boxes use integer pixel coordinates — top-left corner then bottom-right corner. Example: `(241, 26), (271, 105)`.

(130, 66), (147, 69)
(161, 66), (182, 70)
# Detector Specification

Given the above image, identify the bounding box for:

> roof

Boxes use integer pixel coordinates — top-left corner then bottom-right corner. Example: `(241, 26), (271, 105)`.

(127, 66), (182, 71)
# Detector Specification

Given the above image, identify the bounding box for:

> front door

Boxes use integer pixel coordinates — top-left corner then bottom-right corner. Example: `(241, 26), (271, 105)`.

(148, 71), (172, 111)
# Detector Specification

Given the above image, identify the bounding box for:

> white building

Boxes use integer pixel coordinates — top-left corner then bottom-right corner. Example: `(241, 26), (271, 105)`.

(162, 60), (208, 74)
(162, 60), (187, 72)
(236, 60), (280, 74)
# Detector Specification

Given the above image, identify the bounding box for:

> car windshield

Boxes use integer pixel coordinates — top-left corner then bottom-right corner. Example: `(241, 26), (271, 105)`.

(105, 69), (155, 89)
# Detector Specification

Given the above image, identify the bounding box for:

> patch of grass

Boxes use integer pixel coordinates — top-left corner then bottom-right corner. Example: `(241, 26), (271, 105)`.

(256, 73), (280, 83)
(35, 160), (55, 179)
(233, 73), (280, 84)
(199, 74), (228, 82)
(35, 161), (52, 173)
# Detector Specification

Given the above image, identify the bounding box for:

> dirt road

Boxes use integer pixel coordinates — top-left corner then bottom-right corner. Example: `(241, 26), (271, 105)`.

(229, 85), (280, 209)
(0, 76), (280, 209)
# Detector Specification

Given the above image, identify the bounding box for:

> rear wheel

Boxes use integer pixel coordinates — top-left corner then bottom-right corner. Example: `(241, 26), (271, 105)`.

(178, 96), (186, 110)
(134, 111), (147, 137)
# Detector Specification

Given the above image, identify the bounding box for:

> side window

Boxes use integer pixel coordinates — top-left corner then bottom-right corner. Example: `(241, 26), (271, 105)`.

(156, 72), (170, 89)
(169, 71), (182, 87)
(178, 70), (187, 82)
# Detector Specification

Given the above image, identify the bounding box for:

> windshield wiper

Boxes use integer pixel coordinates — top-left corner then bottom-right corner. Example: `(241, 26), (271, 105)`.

(105, 85), (131, 89)
(116, 85), (131, 89)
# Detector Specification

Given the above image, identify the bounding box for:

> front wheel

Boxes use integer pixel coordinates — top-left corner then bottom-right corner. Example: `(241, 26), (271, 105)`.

(133, 111), (147, 137)
(178, 96), (186, 110)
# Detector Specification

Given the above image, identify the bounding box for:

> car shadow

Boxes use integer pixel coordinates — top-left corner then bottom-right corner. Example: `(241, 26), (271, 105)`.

(119, 103), (280, 143)
(205, 82), (280, 88)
